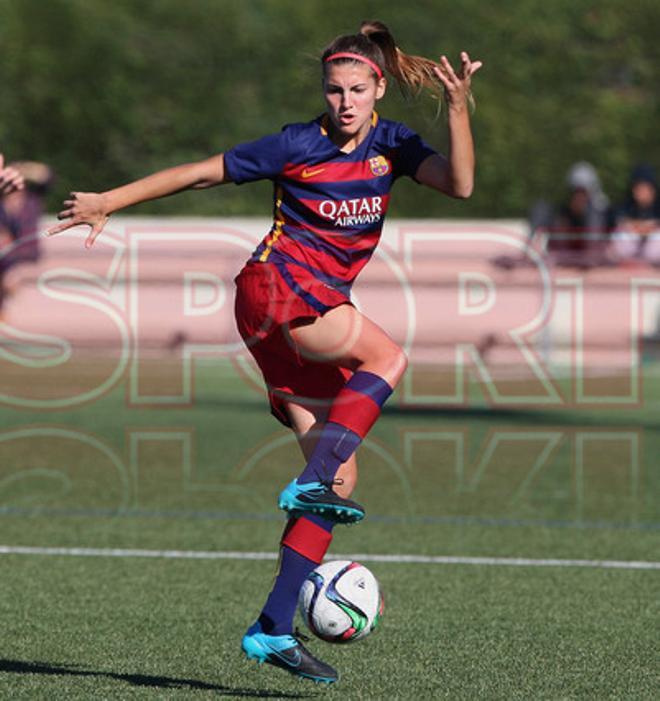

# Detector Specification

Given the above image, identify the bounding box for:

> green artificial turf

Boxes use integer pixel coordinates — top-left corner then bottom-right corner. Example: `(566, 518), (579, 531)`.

(0, 358), (658, 699)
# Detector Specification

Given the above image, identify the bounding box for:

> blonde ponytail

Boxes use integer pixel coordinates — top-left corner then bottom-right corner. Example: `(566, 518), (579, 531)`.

(358, 20), (441, 98)
(322, 20), (474, 112)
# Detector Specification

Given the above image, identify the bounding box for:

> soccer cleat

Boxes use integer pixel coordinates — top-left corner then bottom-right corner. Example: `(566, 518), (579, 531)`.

(278, 479), (365, 524)
(241, 622), (338, 684)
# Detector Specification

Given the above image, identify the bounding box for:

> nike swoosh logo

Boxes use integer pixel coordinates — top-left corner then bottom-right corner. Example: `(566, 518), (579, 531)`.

(301, 167), (325, 179)
(272, 647), (302, 667)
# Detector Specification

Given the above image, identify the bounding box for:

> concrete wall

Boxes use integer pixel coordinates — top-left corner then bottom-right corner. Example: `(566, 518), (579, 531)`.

(2, 217), (659, 371)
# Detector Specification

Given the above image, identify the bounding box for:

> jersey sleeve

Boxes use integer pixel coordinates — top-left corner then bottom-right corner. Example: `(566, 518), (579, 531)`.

(223, 128), (292, 184)
(391, 124), (438, 181)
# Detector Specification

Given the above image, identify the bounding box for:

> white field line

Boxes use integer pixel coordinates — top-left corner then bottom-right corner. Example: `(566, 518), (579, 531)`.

(0, 545), (658, 570)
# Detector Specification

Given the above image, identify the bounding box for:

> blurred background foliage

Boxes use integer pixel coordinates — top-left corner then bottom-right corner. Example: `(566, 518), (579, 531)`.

(1, 0), (659, 218)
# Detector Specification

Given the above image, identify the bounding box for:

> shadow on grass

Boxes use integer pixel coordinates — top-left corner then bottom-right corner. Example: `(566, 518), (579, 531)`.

(0, 659), (315, 698)
(383, 403), (660, 431)
(195, 396), (660, 432)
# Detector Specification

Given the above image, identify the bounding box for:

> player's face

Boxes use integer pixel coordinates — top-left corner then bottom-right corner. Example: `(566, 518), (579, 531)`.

(323, 63), (386, 148)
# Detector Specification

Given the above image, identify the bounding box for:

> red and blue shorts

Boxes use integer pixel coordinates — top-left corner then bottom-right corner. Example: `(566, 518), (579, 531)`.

(234, 261), (352, 427)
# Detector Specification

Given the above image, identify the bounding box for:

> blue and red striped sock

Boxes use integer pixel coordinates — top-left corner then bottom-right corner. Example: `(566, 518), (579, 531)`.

(258, 514), (334, 636)
(297, 371), (393, 485)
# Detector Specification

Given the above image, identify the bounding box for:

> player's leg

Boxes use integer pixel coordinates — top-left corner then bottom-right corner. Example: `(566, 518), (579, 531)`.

(243, 400), (351, 683)
(254, 401), (357, 635)
(292, 401), (358, 497)
(278, 304), (405, 522)
(288, 303), (407, 384)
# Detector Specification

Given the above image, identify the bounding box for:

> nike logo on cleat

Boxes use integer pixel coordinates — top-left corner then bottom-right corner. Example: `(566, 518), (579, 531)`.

(271, 647), (302, 668)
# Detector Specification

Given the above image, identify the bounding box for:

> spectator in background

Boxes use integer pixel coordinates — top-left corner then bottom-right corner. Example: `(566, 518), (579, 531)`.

(543, 161), (616, 269)
(0, 159), (53, 315)
(612, 164), (660, 264)
(0, 154), (24, 196)
(495, 161), (615, 272)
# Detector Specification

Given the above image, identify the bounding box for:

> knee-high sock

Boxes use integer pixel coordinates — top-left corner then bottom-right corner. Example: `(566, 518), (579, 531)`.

(258, 514), (334, 636)
(297, 371), (393, 485)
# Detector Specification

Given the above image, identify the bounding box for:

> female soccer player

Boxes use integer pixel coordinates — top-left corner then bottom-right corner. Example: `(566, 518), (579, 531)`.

(48, 20), (481, 685)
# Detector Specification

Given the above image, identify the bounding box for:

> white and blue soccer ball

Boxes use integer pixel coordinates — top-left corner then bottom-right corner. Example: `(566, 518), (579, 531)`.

(298, 560), (383, 643)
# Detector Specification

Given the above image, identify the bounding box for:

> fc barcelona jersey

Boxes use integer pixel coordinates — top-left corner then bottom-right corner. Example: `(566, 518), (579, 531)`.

(224, 112), (436, 297)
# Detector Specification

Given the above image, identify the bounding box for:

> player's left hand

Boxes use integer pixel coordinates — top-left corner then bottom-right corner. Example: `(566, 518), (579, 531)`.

(46, 191), (110, 248)
(433, 51), (483, 110)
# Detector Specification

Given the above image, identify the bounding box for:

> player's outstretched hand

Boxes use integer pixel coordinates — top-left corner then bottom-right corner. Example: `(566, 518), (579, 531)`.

(0, 154), (25, 195)
(433, 51), (483, 110)
(46, 191), (109, 248)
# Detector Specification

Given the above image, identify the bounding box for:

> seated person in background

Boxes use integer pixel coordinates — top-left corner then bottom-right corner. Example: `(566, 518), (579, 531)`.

(0, 160), (53, 314)
(0, 154), (24, 196)
(613, 164), (660, 263)
(496, 162), (615, 271)
(545, 161), (616, 269)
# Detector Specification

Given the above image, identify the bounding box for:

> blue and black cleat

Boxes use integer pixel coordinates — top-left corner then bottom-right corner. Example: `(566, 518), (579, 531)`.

(278, 478), (365, 524)
(242, 622), (338, 684)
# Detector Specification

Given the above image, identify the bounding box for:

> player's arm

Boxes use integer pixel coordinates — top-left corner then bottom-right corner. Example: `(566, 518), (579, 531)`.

(415, 51), (482, 199)
(46, 153), (229, 248)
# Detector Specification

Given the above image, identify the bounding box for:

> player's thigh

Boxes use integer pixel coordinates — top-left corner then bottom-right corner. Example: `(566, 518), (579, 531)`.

(288, 304), (404, 374)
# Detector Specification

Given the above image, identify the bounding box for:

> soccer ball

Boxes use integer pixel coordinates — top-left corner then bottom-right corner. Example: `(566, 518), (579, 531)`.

(298, 560), (383, 643)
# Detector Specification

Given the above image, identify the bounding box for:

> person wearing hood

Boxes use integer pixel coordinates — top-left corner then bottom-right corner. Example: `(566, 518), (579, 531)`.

(545, 161), (615, 268)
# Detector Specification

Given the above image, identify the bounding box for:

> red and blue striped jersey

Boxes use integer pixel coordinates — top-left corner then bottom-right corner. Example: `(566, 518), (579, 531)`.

(225, 112), (436, 304)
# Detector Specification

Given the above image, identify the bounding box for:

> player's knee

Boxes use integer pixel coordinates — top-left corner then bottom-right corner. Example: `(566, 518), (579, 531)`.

(371, 340), (405, 370)
(382, 344), (407, 386)
(394, 346), (408, 376)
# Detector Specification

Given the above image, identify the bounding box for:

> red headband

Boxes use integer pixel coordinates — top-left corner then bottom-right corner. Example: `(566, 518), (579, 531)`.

(324, 52), (383, 79)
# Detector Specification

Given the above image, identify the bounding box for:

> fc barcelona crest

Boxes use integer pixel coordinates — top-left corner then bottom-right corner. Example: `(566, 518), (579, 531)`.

(369, 156), (390, 177)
